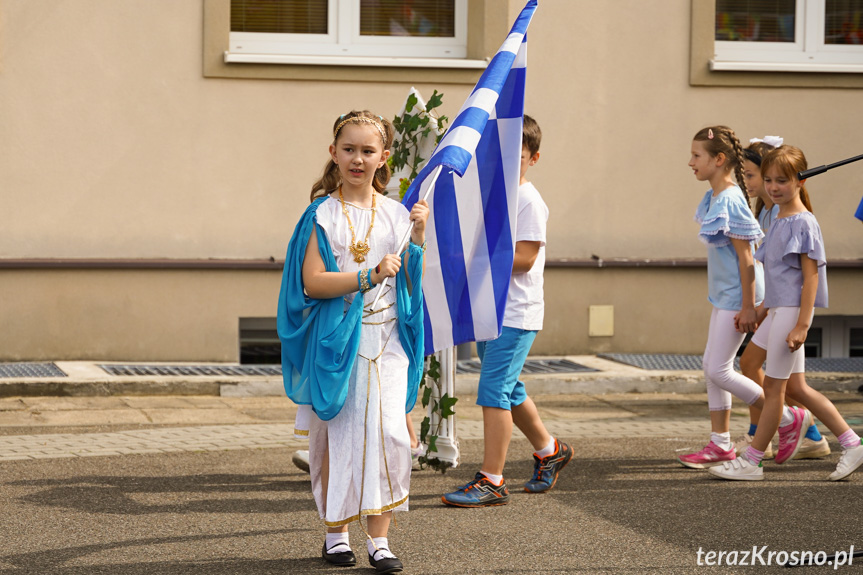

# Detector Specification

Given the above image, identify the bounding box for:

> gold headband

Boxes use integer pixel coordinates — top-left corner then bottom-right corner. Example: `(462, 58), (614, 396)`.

(333, 116), (387, 146)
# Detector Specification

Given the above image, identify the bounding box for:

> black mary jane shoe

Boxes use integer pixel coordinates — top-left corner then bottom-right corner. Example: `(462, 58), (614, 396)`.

(368, 551), (403, 574)
(321, 542), (357, 567)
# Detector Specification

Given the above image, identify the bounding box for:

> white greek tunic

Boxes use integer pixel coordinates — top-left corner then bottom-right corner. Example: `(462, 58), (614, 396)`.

(308, 192), (413, 527)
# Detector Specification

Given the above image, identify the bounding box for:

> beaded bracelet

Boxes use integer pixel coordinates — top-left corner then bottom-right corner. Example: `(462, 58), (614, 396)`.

(359, 268), (372, 293)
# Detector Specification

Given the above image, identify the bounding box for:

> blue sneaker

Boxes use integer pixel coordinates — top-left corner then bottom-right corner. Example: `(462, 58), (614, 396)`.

(441, 472), (510, 507)
(524, 439), (573, 493)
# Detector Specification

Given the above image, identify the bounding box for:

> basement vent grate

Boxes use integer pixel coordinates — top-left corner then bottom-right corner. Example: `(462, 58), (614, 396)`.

(806, 358), (863, 373)
(456, 358), (596, 375)
(600, 354), (725, 371)
(101, 360), (598, 378)
(99, 365), (282, 377)
(0, 363), (67, 378)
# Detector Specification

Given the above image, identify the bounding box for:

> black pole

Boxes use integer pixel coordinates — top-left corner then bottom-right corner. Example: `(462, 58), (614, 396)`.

(798, 153), (863, 180)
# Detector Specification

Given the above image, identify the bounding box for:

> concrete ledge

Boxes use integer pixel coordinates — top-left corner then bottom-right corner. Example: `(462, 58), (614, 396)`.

(220, 380), (284, 397)
(457, 372), (863, 396)
(0, 380), (224, 398)
(1, 373), (860, 398)
(0, 358), (859, 398)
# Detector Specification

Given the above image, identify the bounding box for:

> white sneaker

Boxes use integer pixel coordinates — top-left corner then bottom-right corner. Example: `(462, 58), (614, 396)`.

(794, 437), (831, 460)
(292, 449), (310, 473)
(708, 457), (764, 481)
(733, 433), (774, 460)
(829, 441), (863, 481)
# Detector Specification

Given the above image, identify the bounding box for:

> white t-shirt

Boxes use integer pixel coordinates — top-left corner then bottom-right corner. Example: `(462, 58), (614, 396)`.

(503, 181), (548, 331)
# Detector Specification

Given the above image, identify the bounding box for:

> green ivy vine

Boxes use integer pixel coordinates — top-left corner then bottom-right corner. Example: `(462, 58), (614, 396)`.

(387, 89), (448, 200)
(417, 354), (458, 473)
(387, 89), (456, 473)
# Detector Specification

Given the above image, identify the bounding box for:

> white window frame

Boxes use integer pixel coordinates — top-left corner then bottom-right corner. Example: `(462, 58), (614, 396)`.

(225, 0), (485, 68)
(712, 0), (863, 73)
(812, 315), (863, 357)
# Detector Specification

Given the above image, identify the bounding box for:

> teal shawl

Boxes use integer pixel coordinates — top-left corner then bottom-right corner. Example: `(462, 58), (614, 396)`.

(277, 196), (425, 421)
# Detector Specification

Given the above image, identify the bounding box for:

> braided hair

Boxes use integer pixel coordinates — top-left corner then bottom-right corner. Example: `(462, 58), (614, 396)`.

(693, 126), (752, 212)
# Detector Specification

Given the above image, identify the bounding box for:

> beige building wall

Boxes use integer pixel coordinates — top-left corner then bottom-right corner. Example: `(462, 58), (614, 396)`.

(1, 0), (860, 361)
(0, 268), (274, 361)
(536, 267), (861, 357)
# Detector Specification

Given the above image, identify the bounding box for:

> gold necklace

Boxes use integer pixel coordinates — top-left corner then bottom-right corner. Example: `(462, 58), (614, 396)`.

(339, 187), (376, 263)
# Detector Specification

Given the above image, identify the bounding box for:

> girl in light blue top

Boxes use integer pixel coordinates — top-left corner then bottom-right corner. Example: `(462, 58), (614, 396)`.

(711, 145), (863, 481)
(679, 126), (798, 470)
(757, 203), (780, 236)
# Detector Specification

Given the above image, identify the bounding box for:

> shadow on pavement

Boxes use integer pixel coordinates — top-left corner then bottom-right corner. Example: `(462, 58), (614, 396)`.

(9, 473), (316, 516)
(0, 529), (319, 573)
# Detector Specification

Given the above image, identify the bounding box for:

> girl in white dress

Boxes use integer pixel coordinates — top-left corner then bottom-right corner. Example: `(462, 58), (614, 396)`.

(278, 110), (428, 574)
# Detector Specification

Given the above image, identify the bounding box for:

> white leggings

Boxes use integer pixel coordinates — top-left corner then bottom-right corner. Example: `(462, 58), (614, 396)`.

(703, 308), (764, 411)
(750, 307), (807, 380)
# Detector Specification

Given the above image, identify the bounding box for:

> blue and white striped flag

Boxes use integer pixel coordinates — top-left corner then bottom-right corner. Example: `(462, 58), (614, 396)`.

(402, 0), (537, 353)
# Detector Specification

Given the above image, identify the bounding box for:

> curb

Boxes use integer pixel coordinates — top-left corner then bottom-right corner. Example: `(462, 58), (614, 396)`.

(0, 358), (861, 398)
(0, 379), (229, 398)
(456, 372), (863, 396)
(1, 372), (861, 398)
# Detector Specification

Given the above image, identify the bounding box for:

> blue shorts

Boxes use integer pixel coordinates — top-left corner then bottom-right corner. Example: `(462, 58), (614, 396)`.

(475, 326), (537, 410)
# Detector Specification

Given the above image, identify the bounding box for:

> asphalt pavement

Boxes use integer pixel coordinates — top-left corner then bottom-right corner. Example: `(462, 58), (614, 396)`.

(2, 387), (863, 573)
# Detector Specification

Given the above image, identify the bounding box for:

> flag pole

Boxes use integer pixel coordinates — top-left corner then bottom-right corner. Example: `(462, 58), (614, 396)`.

(797, 152), (863, 180)
(370, 164), (445, 311)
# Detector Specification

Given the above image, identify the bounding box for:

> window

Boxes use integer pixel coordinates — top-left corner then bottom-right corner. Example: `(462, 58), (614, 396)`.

(804, 327), (823, 357)
(850, 328), (863, 357)
(225, 0), (479, 67)
(712, 0), (863, 72)
(809, 316), (863, 357)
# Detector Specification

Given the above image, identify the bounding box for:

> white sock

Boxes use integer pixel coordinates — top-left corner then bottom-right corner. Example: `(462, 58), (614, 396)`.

(479, 470), (503, 485)
(711, 432), (732, 451)
(535, 437), (557, 458)
(780, 406), (795, 428)
(368, 537), (395, 560)
(325, 532), (350, 554)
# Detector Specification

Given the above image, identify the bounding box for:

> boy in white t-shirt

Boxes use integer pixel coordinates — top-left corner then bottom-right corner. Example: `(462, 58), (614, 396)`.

(442, 116), (573, 508)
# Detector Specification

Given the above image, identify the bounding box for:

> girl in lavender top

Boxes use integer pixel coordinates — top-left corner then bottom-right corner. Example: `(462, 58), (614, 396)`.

(679, 126), (799, 471)
(735, 137), (830, 461)
(710, 145), (863, 481)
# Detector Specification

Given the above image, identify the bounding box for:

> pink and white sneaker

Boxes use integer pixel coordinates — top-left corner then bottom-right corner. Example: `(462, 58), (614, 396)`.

(775, 407), (811, 464)
(678, 441), (736, 469)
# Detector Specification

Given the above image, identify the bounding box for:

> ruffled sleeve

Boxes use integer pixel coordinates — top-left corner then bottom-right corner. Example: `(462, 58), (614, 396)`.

(754, 237), (766, 263)
(693, 190), (712, 225)
(695, 189), (763, 247)
(781, 214), (827, 269)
